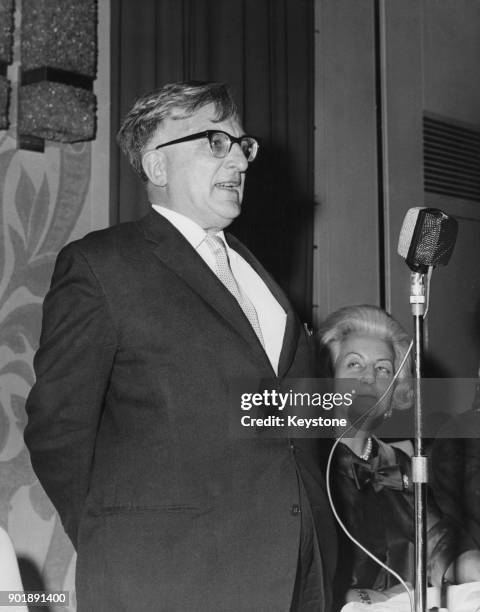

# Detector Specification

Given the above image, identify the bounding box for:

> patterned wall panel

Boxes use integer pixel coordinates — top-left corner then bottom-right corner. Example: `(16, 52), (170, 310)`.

(0, 0), (111, 606)
(0, 134), (92, 610)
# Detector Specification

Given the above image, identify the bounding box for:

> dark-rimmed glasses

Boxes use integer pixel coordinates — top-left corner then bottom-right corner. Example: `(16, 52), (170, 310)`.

(155, 130), (259, 162)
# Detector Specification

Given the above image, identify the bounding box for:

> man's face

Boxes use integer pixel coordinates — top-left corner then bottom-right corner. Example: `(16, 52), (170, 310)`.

(153, 103), (249, 232)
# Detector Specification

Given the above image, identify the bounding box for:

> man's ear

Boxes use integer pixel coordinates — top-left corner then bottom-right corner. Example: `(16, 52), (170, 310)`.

(142, 150), (167, 186)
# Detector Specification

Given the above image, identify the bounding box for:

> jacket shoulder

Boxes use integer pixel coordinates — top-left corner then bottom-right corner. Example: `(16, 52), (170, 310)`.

(56, 219), (147, 271)
(69, 219), (141, 254)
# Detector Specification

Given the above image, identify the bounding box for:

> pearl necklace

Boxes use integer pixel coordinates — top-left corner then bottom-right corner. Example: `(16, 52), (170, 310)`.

(359, 437), (373, 461)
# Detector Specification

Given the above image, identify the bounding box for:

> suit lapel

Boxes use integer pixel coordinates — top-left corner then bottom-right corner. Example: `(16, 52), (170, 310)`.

(137, 210), (273, 372)
(225, 233), (301, 379)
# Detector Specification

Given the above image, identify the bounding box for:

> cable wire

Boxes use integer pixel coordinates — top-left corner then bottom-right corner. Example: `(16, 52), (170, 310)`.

(325, 324), (420, 611)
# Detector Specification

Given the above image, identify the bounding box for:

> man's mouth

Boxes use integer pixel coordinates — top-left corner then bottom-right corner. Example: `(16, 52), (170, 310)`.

(215, 181), (241, 191)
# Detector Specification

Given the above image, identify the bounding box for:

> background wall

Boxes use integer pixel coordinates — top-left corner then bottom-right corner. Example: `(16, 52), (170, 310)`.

(313, 0), (381, 323)
(0, 1), (110, 609)
(313, 0), (480, 385)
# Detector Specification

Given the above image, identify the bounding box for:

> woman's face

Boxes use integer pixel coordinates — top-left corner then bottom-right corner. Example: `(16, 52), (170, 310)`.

(334, 333), (395, 425)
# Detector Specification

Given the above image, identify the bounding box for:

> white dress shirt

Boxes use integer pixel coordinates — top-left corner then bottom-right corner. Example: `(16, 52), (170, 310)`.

(152, 205), (286, 373)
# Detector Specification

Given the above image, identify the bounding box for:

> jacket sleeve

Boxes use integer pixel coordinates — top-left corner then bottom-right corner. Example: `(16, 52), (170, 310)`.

(24, 242), (117, 548)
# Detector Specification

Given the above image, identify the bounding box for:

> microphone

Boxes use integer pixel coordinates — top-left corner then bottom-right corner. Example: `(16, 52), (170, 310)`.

(397, 208), (458, 611)
(397, 207), (458, 273)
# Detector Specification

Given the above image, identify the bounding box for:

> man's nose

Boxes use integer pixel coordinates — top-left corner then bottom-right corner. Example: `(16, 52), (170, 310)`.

(225, 143), (249, 171)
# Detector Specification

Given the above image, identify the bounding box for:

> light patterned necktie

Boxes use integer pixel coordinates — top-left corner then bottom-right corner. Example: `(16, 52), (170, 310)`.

(204, 234), (265, 347)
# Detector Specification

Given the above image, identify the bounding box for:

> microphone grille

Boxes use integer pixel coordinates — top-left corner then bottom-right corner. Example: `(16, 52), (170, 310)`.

(414, 211), (445, 264)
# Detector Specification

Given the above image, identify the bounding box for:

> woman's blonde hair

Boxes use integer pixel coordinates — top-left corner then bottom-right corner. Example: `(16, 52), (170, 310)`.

(318, 305), (413, 411)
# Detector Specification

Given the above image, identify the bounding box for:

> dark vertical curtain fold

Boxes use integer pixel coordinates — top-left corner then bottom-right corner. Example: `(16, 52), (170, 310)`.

(111, 0), (314, 321)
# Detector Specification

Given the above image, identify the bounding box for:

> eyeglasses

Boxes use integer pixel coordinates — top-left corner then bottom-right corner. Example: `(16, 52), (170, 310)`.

(155, 130), (259, 162)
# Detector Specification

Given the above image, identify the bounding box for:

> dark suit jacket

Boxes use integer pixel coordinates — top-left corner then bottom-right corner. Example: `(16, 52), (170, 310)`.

(25, 210), (336, 611)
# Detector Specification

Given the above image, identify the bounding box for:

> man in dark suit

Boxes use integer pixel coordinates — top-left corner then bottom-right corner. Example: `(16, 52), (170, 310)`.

(25, 81), (336, 611)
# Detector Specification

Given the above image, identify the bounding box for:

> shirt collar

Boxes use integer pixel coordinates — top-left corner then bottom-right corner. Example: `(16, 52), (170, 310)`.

(151, 205), (227, 252)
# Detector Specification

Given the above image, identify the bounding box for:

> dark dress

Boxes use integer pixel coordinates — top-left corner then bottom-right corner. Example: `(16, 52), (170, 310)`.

(330, 437), (473, 609)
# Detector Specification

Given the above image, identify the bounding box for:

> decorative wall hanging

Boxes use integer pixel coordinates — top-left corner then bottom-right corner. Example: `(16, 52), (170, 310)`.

(0, 0), (14, 130)
(18, 0), (97, 151)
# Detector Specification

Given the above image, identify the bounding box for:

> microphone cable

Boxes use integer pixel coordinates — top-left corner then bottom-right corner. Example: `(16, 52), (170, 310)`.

(325, 268), (434, 611)
(325, 342), (415, 611)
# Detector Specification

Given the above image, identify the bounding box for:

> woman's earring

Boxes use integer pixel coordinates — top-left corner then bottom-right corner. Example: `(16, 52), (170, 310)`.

(384, 406), (393, 420)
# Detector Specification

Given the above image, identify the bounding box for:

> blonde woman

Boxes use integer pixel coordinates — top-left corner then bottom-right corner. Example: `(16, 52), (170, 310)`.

(318, 305), (480, 609)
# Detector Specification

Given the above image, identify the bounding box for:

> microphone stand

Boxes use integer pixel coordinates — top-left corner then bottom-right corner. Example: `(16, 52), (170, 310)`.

(410, 271), (428, 612)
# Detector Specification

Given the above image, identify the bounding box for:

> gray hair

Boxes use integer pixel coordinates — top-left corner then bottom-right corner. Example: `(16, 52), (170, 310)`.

(117, 81), (240, 182)
(318, 305), (413, 411)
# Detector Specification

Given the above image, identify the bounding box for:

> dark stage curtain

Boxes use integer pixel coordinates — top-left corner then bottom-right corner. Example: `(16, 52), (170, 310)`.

(110, 0), (314, 321)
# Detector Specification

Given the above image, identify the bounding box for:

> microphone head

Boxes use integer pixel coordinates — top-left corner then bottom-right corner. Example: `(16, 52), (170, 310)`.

(397, 207), (458, 272)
